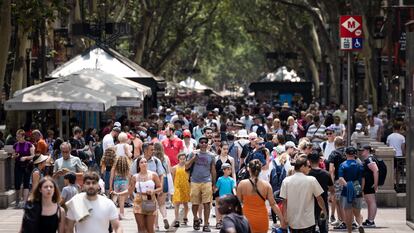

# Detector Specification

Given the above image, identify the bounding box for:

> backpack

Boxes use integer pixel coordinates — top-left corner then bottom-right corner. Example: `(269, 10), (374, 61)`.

(269, 160), (286, 202)
(228, 142), (240, 172)
(236, 150), (254, 184)
(371, 156), (387, 186)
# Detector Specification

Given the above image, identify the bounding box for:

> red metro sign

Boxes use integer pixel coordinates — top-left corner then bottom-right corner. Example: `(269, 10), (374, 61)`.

(340, 15), (363, 50)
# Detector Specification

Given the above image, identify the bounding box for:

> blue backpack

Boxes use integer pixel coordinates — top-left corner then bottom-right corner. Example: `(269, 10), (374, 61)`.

(269, 159), (286, 202)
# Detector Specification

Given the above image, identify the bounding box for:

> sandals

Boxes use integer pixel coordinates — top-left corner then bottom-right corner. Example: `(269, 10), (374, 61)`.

(173, 220), (180, 228)
(216, 220), (223, 229)
(193, 219), (201, 231)
(202, 225), (212, 232)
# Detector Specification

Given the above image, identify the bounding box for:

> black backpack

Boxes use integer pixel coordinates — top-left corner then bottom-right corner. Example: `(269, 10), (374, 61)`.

(371, 156), (387, 186)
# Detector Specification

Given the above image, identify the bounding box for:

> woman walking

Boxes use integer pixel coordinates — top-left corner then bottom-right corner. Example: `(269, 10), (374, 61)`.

(109, 156), (130, 219)
(154, 142), (174, 230)
(20, 176), (65, 233)
(129, 157), (162, 233)
(13, 129), (35, 208)
(237, 159), (285, 233)
(171, 152), (190, 227)
(31, 154), (48, 191)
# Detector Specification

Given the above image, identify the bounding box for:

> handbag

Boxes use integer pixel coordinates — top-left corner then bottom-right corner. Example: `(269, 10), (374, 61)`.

(138, 180), (156, 213)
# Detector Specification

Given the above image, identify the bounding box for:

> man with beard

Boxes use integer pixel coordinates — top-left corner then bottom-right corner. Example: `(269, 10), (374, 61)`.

(66, 171), (123, 233)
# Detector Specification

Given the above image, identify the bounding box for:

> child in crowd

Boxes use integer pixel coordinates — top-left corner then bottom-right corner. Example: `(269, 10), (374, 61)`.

(109, 156), (130, 220)
(171, 152), (190, 228)
(100, 147), (117, 196)
(215, 163), (236, 229)
(60, 172), (79, 209)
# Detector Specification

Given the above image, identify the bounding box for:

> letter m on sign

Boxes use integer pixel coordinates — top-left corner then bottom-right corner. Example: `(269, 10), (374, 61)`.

(340, 16), (363, 38)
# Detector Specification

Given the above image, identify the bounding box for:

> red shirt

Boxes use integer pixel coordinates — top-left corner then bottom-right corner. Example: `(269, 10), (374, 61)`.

(162, 137), (184, 166)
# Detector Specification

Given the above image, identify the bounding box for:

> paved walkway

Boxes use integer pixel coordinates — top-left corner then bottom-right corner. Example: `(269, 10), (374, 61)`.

(1, 205), (412, 232)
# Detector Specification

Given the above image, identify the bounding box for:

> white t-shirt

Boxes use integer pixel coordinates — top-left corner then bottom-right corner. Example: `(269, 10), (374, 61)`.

(115, 143), (132, 157)
(280, 172), (324, 229)
(333, 110), (347, 124)
(102, 133), (115, 152)
(367, 125), (379, 140)
(67, 195), (118, 233)
(329, 123), (346, 136)
(320, 141), (335, 160)
(387, 132), (405, 157)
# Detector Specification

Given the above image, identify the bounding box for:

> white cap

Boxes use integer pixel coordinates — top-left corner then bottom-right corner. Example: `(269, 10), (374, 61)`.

(33, 154), (49, 165)
(285, 141), (297, 149)
(114, 122), (121, 128)
(236, 129), (248, 138)
(213, 108), (219, 113)
(355, 123), (363, 130)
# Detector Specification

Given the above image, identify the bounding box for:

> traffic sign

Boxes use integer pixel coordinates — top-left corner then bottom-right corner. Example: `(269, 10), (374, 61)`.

(340, 15), (363, 50)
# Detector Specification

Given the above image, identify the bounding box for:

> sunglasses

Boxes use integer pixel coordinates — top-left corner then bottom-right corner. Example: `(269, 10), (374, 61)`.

(199, 141), (208, 144)
(326, 132), (333, 135)
(249, 137), (256, 141)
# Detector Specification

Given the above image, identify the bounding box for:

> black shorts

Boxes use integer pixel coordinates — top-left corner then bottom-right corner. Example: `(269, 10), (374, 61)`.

(364, 185), (375, 195)
(15, 166), (31, 190)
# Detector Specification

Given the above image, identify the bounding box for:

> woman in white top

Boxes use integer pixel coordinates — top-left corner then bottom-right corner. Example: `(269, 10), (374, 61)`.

(115, 132), (132, 158)
(129, 157), (162, 233)
(182, 130), (196, 155)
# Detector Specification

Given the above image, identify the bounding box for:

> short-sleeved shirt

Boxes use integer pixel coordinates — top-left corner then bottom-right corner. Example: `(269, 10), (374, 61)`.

(13, 141), (33, 167)
(130, 156), (165, 176)
(220, 213), (251, 233)
(338, 159), (364, 197)
(162, 137), (184, 166)
(35, 138), (48, 155)
(280, 172), (324, 229)
(66, 194), (118, 233)
(216, 176), (235, 197)
(386, 132), (405, 157)
(327, 147), (346, 180)
(53, 156), (87, 189)
(306, 124), (327, 144)
(308, 168), (333, 210)
(102, 134), (115, 152)
(187, 151), (215, 183)
(61, 184), (79, 202)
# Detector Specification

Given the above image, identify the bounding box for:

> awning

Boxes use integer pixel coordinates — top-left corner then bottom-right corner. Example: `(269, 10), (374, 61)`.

(5, 78), (116, 111)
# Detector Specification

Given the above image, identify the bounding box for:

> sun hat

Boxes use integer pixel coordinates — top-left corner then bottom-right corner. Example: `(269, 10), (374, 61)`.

(33, 154), (49, 165)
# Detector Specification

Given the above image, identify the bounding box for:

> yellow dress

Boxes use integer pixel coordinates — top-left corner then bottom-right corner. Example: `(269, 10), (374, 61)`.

(172, 166), (190, 203)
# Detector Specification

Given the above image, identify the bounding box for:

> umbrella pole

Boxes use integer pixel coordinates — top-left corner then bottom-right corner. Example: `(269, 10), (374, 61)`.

(59, 110), (63, 139)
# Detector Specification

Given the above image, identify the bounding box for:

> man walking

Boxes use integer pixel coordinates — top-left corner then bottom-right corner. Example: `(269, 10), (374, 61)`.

(280, 156), (327, 232)
(162, 124), (184, 166)
(186, 136), (216, 232)
(66, 171), (123, 233)
(308, 151), (334, 233)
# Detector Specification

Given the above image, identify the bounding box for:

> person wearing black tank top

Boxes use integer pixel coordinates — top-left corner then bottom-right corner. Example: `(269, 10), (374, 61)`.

(20, 176), (65, 233)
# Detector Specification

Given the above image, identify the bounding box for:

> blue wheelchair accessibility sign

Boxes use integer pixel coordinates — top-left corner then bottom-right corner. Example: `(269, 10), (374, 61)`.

(352, 38), (363, 49)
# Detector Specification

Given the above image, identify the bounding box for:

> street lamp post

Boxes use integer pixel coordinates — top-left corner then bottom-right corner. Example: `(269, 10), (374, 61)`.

(374, 36), (385, 109)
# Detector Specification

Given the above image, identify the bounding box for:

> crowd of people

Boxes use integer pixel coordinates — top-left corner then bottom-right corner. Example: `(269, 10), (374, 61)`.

(9, 98), (404, 233)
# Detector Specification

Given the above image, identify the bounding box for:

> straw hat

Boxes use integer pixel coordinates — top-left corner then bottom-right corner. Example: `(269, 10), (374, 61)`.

(355, 105), (367, 113)
(33, 154), (49, 165)
(282, 102), (290, 108)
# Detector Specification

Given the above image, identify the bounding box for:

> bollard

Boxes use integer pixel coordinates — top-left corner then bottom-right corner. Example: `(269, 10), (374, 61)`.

(0, 150), (15, 209)
(375, 146), (398, 207)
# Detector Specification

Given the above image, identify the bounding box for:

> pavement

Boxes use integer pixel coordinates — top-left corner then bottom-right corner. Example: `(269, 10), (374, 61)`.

(1, 205), (412, 232)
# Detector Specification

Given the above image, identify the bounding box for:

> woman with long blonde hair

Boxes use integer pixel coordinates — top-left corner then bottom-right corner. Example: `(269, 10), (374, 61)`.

(109, 156), (130, 219)
(153, 142), (174, 230)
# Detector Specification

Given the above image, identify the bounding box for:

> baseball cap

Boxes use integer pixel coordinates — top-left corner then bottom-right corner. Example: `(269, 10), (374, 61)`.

(33, 154), (48, 165)
(221, 163), (231, 169)
(325, 125), (335, 132)
(345, 146), (357, 155)
(355, 123), (363, 130)
(114, 122), (121, 128)
(285, 141), (297, 149)
(183, 130), (191, 138)
(112, 127), (121, 133)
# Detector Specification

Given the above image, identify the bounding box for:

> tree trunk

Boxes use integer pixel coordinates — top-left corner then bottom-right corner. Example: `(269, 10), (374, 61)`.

(0, 0), (11, 93)
(7, 28), (30, 131)
(299, 44), (320, 98)
(133, 7), (153, 65)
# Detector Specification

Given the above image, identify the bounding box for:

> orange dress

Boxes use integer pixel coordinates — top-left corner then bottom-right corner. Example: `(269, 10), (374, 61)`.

(243, 195), (269, 233)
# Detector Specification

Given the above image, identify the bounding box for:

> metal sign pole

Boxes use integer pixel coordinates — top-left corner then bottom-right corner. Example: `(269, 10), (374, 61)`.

(347, 52), (351, 146)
